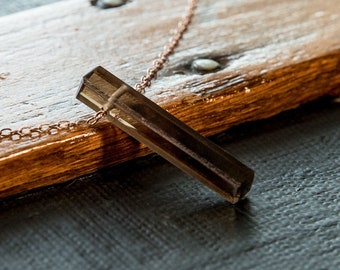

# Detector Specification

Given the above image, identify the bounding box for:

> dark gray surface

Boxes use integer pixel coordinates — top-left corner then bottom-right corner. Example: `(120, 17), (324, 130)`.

(1, 1), (339, 270)
(1, 100), (339, 270)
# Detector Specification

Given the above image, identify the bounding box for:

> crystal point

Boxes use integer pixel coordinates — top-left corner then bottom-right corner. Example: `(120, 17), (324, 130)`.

(77, 66), (254, 204)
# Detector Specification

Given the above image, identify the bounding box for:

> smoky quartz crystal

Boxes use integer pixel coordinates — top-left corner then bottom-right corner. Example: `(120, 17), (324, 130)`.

(77, 66), (254, 203)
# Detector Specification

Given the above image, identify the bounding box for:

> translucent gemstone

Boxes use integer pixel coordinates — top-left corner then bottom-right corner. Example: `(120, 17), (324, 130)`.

(77, 66), (254, 204)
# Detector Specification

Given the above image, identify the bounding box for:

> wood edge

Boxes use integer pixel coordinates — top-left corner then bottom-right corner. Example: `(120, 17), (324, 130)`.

(1, 50), (339, 198)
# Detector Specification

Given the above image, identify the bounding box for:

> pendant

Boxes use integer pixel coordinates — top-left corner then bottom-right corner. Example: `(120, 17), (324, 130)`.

(77, 66), (254, 204)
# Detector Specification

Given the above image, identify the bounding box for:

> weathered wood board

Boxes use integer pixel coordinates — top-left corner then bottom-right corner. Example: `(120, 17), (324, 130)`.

(0, 0), (339, 198)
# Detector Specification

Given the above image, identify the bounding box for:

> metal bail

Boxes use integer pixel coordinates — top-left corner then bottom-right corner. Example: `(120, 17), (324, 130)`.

(77, 66), (254, 204)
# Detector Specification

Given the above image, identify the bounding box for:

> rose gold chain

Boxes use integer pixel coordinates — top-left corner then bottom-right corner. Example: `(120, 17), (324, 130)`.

(0, 120), (78, 142)
(0, 110), (106, 142)
(135, 0), (198, 93)
(0, 0), (198, 143)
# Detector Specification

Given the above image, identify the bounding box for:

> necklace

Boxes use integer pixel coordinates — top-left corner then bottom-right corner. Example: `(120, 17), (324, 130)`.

(1, 0), (254, 204)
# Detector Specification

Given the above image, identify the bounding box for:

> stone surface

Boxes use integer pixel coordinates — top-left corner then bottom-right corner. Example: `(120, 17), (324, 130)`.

(1, 97), (339, 270)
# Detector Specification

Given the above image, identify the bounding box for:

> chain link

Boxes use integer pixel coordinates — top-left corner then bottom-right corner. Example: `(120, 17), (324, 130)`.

(1, 120), (73, 142)
(135, 0), (198, 93)
(0, 0), (198, 143)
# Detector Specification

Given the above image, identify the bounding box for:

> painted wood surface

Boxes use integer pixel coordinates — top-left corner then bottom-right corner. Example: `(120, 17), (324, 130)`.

(0, 0), (339, 198)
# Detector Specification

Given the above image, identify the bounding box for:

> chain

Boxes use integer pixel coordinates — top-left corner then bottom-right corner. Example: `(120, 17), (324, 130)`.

(0, 121), (77, 142)
(0, 110), (105, 142)
(135, 0), (198, 93)
(0, 0), (198, 143)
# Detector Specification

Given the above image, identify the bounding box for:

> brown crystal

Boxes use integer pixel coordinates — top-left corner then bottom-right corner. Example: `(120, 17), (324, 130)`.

(77, 66), (254, 203)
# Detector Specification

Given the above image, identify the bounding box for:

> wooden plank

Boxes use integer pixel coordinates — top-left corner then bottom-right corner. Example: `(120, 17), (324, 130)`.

(0, 0), (339, 198)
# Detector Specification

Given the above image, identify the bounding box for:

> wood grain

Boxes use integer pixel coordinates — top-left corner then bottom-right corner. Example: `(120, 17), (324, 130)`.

(0, 0), (339, 198)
